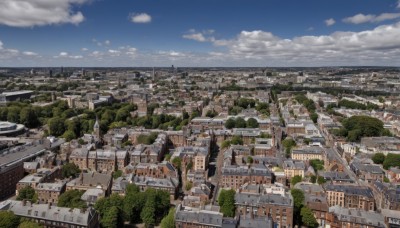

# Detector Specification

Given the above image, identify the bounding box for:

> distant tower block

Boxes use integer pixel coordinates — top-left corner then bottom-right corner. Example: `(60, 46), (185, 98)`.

(93, 116), (101, 138)
(152, 67), (155, 81)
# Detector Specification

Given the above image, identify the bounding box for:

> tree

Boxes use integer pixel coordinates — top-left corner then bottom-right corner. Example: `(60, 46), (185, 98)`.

(221, 140), (231, 149)
(218, 189), (235, 217)
(301, 206), (318, 228)
(310, 112), (318, 124)
(206, 110), (218, 118)
(7, 107), (20, 123)
(160, 208), (175, 228)
(57, 190), (86, 208)
(0, 211), (20, 228)
(18, 221), (43, 228)
(185, 181), (193, 191)
(141, 198), (156, 227)
(225, 118), (236, 129)
(231, 136), (243, 145)
(317, 176), (326, 185)
(234, 117), (246, 128)
(113, 170), (123, 179)
(246, 118), (259, 128)
(290, 189), (305, 211)
(62, 130), (76, 142)
(20, 107), (39, 128)
(48, 117), (65, 136)
(61, 163), (81, 178)
(372, 153), (385, 165)
(247, 156), (254, 164)
(310, 175), (317, 183)
(172, 156), (182, 168)
(383, 153), (400, 170)
(101, 206), (124, 228)
(291, 175), (302, 187)
(310, 159), (324, 171)
(16, 186), (37, 203)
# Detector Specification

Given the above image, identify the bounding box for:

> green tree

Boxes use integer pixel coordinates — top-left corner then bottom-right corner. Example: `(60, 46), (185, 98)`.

(62, 130), (76, 142)
(0, 211), (20, 228)
(301, 206), (318, 228)
(310, 112), (318, 124)
(225, 118), (236, 129)
(372, 153), (385, 164)
(7, 107), (20, 123)
(172, 157), (182, 169)
(291, 175), (302, 187)
(48, 117), (65, 136)
(247, 156), (254, 164)
(230, 136), (243, 145)
(57, 190), (86, 208)
(234, 117), (246, 128)
(61, 163), (81, 178)
(291, 189), (305, 225)
(221, 140), (231, 149)
(18, 221), (43, 228)
(141, 196), (156, 227)
(16, 186), (37, 203)
(101, 206), (124, 228)
(310, 159), (324, 171)
(383, 153), (400, 170)
(317, 176), (326, 185)
(218, 189), (235, 217)
(246, 118), (259, 128)
(20, 107), (39, 128)
(113, 170), (123, 179)
(160, 208), (175, 228)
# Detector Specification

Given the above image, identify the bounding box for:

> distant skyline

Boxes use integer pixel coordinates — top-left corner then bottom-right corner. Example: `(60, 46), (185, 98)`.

(1, 0), (400, 67)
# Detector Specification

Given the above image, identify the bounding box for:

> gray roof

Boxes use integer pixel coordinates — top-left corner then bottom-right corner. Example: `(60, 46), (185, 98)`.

(175, 205), (224, 227)
(235, 192), (293, 207)
(0, 200), (97, 227)
(324, 184), (374, 198)
(329, 205), (386, 227)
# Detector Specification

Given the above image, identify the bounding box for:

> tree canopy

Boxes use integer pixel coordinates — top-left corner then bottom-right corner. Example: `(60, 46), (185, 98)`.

(218, 189), (236, 217)
(57, 190), (86, 209)
(61, 163), (81, 178)
(16, 186), (37, 203)
(0, 211), (20, 228)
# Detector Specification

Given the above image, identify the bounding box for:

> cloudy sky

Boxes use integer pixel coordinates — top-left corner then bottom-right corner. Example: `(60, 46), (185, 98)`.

(1, 0), (400, 67)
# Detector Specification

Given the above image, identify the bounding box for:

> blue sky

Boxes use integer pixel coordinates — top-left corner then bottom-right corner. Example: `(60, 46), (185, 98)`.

(1, 0), (400, 67)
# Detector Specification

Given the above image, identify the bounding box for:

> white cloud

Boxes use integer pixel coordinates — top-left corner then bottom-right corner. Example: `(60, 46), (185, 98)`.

(183, 33), (206, 42)
(208, 21), (400, 66)
(0, 0), (88, 27)
(398, 0), (400, 8)
(22, 51), (38, 56)
(131, 13), (152, 23)
(307, 27), (314, 31)
(105, 40), (111, 45)
(325, 18), (336, 26)
(182, 29), (216, 42)
(59, 52), (69, 57)
(81, 48), (88, 51)
(343, 13), (400, 24)
(69, 55), (83, 59)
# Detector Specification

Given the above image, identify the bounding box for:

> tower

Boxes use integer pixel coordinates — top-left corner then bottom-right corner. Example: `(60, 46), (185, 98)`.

(152, 67), (155, 81)
(93, 116), (101, 139)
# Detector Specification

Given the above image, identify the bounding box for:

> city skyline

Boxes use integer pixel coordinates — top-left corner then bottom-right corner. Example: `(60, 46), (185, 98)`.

(1, 0), (400, 67)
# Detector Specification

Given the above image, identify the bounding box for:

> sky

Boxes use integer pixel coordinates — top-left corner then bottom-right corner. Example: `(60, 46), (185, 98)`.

(1, 0), (400, 67)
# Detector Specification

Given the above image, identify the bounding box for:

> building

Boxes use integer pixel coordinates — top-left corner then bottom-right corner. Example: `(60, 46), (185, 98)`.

(327, 205), (386, 228)
(35, 181), (66, 204)
(283, 160), (305, 179)
(350, 161), (385, 183)
(66, 172), (113, 196)
(221, 164), (273, 189)
(325, 184), (375, 211)
(0, 90), (33, 105)
(371, 181), (400, 211)
(0, 121), (25, 136)
(235, 192), (293, 228)
(0, 200), (99, 228)
(291, 146), (326, 161)
(0, 143), (47, 200)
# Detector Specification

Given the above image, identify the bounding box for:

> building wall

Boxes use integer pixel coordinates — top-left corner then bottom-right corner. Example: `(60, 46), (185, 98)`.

(0, 163), (24, 200)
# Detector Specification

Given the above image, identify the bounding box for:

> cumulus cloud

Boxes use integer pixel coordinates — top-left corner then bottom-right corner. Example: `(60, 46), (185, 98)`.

(22, 51), (38, 56)
(343, 13), (400, 24)
(182, 29), (216, 42)
(0, 0), (88, 27)
(81, 48), (88, 51)
(205, 21), (400, 65)
(131, 13), (152, 23)
(325, 18), (336, 26)
(398, 0), (400, 8)
(183, 33), (207, 42)
(59, 52), (69, 57)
